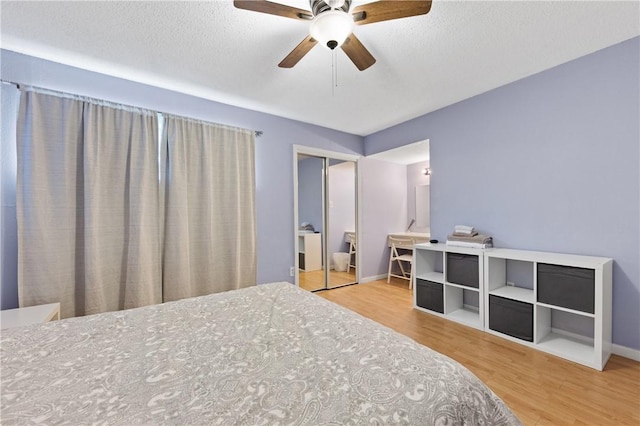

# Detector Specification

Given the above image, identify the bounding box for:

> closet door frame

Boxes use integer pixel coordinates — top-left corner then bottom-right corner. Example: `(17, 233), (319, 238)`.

(293, 145), (361, 290)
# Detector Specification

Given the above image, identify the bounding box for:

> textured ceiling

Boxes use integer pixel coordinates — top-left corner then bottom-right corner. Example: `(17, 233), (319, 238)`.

(1, 1), (638, 136)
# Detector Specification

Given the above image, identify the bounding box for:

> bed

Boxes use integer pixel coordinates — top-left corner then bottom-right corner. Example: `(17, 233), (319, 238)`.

(1, 282), (521, 425)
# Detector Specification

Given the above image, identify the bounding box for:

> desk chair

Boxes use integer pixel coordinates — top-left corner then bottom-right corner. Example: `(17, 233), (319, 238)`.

(346, 232), (356, 273)
(387, 236), (415, 288)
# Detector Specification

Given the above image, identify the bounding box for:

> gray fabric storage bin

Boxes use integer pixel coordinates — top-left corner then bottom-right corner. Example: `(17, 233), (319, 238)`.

(489, 295), (534, 342)
(537, 263), (595, 314)
(416, 279), (444, 313)
(446, 253), (479, 288)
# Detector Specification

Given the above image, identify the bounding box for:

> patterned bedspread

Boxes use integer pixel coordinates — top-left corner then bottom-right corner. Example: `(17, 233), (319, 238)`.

(1, 282), (521, 425)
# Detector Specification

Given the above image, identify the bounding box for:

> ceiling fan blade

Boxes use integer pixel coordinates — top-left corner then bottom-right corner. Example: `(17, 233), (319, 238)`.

(341, 34), (376, 71)
(352, 0), (432, 25)
(279, 35), (318, 68)
(233, 0), (313, 20)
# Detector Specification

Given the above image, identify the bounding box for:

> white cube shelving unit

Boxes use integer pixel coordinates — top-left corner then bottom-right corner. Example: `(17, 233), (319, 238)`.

(413, 243), (485, 331)
(413, 243), (613, 371)
(484, 248), (612, 371)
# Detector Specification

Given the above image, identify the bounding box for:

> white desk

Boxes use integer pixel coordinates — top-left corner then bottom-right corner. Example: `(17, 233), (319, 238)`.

(1, 303), (61, 330)
(388, 232), (430, 246)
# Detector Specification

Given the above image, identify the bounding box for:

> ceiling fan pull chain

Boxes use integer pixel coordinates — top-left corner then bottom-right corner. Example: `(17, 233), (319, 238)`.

(333, 49), (338, 87)
(332, 49), (336, 96)
(334, 49), (340, 90)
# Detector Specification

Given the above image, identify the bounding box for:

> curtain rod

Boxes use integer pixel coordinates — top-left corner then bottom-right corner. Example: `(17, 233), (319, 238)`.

(0, 79), (263, 137)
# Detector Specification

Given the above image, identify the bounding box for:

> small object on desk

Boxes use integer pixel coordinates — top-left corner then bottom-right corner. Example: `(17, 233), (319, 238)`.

(430, 239), (439, 244)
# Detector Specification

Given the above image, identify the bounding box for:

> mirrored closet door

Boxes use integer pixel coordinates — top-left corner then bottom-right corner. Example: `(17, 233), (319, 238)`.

(296, 154), (326, 291)
(326, 158), (356, 289)
(294, 147), (358, 292)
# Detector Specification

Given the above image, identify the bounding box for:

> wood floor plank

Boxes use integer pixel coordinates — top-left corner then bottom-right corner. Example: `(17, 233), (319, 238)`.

(314, 279), (640, 425)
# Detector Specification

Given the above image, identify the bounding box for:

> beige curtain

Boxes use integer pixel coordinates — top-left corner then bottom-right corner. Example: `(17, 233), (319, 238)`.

(162, 116), (256, 301)
(16, 91), (162, 318)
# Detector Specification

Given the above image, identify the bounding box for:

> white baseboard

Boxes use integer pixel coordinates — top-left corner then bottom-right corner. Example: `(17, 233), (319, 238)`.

(612, 344), (640, 362)
(360, 274), (388, 284)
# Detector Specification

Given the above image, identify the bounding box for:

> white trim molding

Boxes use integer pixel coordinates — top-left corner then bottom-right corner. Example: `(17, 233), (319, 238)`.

(612, 344), (640, 362)
(360, 274), (388, 284)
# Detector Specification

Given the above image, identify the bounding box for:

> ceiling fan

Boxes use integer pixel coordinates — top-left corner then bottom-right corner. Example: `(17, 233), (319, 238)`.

(233, 0), (432, 71)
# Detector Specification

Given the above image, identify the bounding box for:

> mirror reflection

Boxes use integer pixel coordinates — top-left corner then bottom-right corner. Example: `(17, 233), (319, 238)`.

(297, 154), (325, 291)
(327, 158), (356, 289)
(296, 152), (358, 292)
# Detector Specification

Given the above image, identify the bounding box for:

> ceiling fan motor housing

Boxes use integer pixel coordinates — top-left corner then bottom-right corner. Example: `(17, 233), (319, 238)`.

(310, 0), (351, 16)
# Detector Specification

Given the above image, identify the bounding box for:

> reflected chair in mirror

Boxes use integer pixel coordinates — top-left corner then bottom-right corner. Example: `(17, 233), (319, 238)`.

(346, 232), (356, 273)
(387, 237), (415, 288)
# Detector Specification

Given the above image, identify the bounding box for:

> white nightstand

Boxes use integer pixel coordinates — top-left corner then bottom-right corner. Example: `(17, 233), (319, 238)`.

(0, 303), (61, 330)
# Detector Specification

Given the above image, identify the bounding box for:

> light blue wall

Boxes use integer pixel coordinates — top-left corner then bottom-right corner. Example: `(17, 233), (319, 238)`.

(364, 37), (640, 351)
(0, 49), (364, 307)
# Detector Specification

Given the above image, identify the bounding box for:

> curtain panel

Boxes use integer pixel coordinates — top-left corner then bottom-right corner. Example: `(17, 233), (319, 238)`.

(16, 91), (162, 318)
(162, 116), (256, 301)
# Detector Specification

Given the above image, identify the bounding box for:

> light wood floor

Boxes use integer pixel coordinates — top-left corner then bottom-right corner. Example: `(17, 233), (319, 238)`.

(299, 269), (357, 291)
(316, 278), (640, 425)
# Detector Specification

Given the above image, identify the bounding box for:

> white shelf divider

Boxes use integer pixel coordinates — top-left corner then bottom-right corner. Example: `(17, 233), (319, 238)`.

(536, 302), (596, 318)
(416, 271), (444, 283)
(537, 331), (596, 367)
(447, 307), (481, 328)
(489, 285), (534, 304)
(445, 282), (480, 292)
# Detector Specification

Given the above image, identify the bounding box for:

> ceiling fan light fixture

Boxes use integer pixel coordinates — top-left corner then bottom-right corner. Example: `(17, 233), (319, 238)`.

(310, 10), (354, 50)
